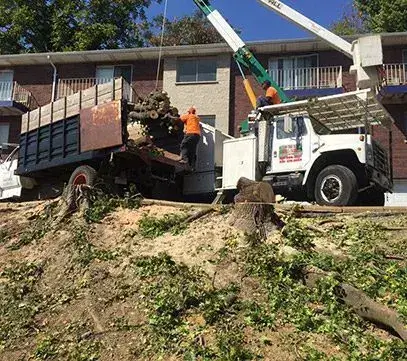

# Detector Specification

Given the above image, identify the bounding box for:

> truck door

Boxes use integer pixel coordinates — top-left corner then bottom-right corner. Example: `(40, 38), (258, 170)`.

(0, 147), (21, 199)
(270, 116), (311, 173)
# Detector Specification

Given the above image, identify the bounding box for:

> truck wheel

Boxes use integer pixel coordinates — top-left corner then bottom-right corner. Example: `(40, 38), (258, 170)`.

(66, 165), (97, 210)
(314, 165), (357, 206)
(357, 188), (385, 206)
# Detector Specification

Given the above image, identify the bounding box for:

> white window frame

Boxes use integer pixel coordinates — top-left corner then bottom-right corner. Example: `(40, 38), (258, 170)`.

(0, 70), (14, 101)
(96, 65), (133, 101)
(268, 54), (319, 90)
(199, 115), (216, 128)
(176, 57), (218, 84)
(0, 123), (10, 146)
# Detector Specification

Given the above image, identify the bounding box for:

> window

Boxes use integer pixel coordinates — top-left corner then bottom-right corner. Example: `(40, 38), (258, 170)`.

(0, 123), (10, 145)
(199, 115), (216, 127)
(309, 116), (331, 135)
(403, 49), (407, 64)
(0, 70), (13, 101)
(96, 65), (132, 85)
(269, 54), (318, 89)
(276, 117), (306, 139)
(177, 58), (217, 83)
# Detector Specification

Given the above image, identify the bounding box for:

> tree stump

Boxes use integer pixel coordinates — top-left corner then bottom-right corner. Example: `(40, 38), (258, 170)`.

(228, 177), (284, 239)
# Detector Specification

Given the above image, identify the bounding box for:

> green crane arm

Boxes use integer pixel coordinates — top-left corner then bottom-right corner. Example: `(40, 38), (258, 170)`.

(193, 0), (290, 103)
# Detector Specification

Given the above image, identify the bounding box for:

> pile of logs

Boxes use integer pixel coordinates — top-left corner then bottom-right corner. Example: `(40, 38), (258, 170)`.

(128, 90), (181, 135)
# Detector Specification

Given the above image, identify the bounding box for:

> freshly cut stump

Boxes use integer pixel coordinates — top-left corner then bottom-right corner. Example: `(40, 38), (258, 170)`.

(229, 177), (284, 239)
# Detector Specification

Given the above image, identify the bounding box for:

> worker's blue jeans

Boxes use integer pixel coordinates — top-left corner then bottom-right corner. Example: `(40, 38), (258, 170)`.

(257, 96), (271, 108)
(181, 134), (200, 169)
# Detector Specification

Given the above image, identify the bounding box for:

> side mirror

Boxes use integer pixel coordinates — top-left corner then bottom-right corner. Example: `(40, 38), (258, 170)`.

(283, 115), (293, 133)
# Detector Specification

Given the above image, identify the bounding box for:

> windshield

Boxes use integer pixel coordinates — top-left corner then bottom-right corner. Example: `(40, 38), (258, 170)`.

(309, 115), (331, 135)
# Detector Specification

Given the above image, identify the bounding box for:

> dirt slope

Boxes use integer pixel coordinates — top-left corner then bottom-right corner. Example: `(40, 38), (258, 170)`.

(0, 200), (407, 361)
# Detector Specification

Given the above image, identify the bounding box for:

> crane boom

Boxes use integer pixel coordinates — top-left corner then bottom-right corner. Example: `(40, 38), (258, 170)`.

(256, 0), (353, 58)
(193, 0), (291, 103)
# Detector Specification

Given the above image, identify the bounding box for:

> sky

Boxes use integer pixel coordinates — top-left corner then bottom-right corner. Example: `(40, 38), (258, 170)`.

(148, 0), (352, 42)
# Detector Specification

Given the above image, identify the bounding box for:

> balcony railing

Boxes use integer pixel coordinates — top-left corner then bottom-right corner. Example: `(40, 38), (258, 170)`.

(382, 63), (407, 86)
(269, 66), (343, 90)
(0, 81), (38, 110)
(57, 77), (134, 101)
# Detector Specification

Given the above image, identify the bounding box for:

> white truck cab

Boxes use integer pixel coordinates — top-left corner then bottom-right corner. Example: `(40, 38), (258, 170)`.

(219, 89), (393, 206)
(0, 145), (23, 199)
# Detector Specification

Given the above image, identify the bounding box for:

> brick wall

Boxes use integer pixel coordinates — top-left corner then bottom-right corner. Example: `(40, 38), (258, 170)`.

(7, 65), (54, 106)
(1, 60), (161, 108)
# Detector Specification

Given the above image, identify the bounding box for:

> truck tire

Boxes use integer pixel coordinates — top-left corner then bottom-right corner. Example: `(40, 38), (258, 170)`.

(66, 165), (97, 210)
(314, 165), (358, 206)
(357, 188), (385, 206)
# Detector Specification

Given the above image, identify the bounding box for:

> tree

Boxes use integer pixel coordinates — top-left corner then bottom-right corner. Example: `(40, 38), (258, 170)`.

(354, 0), (407, 33)
(0, 0), (161, 54)
(332, 0), (407, 35)
(146, 10), (225, 47)
(331, 4), (367, 36)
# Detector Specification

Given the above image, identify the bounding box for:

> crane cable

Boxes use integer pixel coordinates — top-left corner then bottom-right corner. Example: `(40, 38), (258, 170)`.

(155, 0), (169, 90)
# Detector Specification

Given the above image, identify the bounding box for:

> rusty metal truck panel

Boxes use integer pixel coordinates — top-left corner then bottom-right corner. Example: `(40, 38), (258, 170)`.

(80, 101), (123, 152)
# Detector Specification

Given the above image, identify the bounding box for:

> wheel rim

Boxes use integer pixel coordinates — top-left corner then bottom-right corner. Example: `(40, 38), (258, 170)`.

(73, 173), (87, 186)
(320, 175), (342, 203)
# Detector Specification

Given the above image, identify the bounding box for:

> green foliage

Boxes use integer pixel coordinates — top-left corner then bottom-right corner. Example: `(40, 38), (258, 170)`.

(332, 0), (407, 35)
(84, 192), (141, 223)
(33, 327), (100, 361)
(331, 3), (367, 35)
(0, 262), (44, 348)
(132, 253), (253, 358)
(147, 10), (225, 46)
(138, 213), (188, 238)
(283, 218), (315, 251)
(0, 0), (161, 54)
(33, 336), (60, 360)
(71, 224), (118, 266)
(355, 0), (407, 33)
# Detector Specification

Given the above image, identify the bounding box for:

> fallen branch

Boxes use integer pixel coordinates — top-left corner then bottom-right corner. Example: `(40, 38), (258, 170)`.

(183, 208), (216, 224)
(303, 266), (407, 341)
(141, 198), (218, 210)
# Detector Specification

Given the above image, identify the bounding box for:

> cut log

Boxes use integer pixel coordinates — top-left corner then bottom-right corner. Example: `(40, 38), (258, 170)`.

(303, 266), (407, 341)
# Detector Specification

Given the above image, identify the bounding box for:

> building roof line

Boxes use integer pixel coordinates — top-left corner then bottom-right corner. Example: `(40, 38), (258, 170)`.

(0, 32), (406, 66)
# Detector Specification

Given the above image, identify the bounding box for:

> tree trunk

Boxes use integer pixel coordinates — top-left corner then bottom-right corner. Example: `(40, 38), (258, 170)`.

(228, 177), (284, 239)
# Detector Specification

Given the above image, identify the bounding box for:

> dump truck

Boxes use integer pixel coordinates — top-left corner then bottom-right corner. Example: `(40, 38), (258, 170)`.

(0, 78), (190, 201)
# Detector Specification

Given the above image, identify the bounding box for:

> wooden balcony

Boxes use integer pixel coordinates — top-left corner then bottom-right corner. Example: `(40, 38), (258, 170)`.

(0, 81), (38, 110)
(269, 66), (343, 90)
(57, 77), (134, 102)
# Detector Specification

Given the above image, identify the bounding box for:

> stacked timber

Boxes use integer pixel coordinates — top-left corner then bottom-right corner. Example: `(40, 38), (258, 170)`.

(127, 90), (184, 155)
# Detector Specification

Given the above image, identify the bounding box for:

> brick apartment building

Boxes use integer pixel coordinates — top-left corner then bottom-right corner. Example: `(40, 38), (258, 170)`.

(1, 33), (407, 203)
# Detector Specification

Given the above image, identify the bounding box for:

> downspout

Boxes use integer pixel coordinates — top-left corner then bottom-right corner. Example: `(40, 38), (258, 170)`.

(47, 55), (57, 102)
